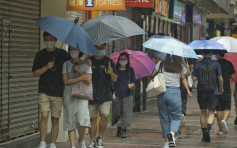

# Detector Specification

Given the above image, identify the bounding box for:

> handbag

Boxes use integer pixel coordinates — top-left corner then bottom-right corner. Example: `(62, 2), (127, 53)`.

(146, 61), (166, 96)
(70, 63), (93, 100)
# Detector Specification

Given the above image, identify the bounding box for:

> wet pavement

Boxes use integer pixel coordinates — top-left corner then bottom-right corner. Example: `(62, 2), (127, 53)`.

(55, 91), (237, 148)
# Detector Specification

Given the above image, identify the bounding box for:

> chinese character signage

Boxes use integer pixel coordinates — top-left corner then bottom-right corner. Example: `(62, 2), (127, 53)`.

(193, 14), (202, 24)
(67, 0), (125, 10)
(126, 0), (154, 8)
(155, 0), (168, 16)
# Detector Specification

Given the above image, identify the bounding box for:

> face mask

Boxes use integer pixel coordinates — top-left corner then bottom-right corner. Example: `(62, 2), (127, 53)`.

(119, 61), (128, 66)
(45, 41), (56, 49)
(97, 50), (106, 56)
(70, 50), (79, 59)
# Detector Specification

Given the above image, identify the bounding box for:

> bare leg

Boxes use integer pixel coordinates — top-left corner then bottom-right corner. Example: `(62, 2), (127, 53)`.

(90, 117), (97, 141)
(200, 109), (207, 128)
(51, 117), (59, 144)
(98, 114), (109, 138)
(40, 111), (49, 142)
(216, 111), (222, 130)
(223, 110), (230, 121)
(68, 130), (76, 147)
(78, 126), (86, 142)
(207, 110), (215, 124)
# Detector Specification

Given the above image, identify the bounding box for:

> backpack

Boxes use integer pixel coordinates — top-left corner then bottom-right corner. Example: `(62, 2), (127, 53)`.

(197, 60), (216, 93)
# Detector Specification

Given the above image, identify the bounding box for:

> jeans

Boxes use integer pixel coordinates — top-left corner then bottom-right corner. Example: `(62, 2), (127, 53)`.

(157, 87), (182, 139)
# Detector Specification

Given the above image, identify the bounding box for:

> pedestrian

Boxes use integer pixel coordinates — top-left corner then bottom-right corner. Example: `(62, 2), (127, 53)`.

(215, 53), (235, 135)
(234, 82), (237, 125)
(87, 43), (117, 148)
(192, 51), (223, 142)
(151, 54), (192, 148)
(62, 46), (92, 148)
(32, 32), (70, 148)
(113, 52), (136, 138)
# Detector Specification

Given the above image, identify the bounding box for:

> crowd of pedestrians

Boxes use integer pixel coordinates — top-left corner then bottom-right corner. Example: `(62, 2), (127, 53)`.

(32, 32), (236, 148)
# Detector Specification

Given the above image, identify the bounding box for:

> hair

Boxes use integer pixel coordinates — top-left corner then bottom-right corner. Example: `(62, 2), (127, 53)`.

(116, 52), (131, 78)
(219, 53), (225, 57)
(202, 50), (213, 56)
(163, 54), (182, 73)
(68, 46), (84, 59)
(96, 43), (106, 50)
(43, 31), (57, 39)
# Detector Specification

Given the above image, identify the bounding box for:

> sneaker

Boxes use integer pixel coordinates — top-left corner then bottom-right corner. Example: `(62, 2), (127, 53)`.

(167, 132), (176, 147)
(39, 141), (46, 148)
(96, 137), (104, 148)
(163, 142), (169, 148)
(78, 140), (86, 148)
(49, 143), (56, 148)
(217, 131), (223, 135)
(87, 141), (96, 148)
(181, 114), (186, 126)
(221, 120), (228, 134)
(234, 117), (237, 125)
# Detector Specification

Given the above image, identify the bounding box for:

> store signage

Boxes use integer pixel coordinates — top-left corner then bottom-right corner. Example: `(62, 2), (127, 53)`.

(169, 0), (183, 21)
(126, 0), (154, 8)
(67, 0), (125, 10)
(193, 14), (202, 24)
(155, 0), (168, 16)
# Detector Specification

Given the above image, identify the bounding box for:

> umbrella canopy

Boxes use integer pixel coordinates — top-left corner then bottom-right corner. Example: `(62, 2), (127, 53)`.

(109, 49), (156, 79)
(211, 36), (237, 52)
(81, 15), (146, 45)
(225, 53), (237, 82)
(143, 38), (198, 59)
(36, 16), (98, 55)
(188, 40), (227, 54)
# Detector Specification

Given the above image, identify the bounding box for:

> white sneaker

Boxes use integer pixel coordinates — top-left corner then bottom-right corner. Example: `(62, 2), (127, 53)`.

(221, 120), (228, 134)
(78, 140), (86, 148)
(167, 132), (176, 147)
(49, 143), (56, 148)
(163, 142), (169, 148)
(39, 141), (46, 148)
(181, 114), (186, 126)
(217, 131), (223, 135)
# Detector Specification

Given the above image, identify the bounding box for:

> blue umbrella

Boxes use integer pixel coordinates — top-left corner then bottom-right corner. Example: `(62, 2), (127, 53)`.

(143, 38), (198, 59)
(154, 51), (167, 60)
(36, 16), (98, 55)
(188, 40), (227, 54)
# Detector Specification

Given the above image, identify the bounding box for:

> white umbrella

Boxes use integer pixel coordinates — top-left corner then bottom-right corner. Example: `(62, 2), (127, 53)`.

(211, 36), (237, 52)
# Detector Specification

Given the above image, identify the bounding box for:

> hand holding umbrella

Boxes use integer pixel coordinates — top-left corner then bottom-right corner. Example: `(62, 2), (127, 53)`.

(105, 61), (113, 74)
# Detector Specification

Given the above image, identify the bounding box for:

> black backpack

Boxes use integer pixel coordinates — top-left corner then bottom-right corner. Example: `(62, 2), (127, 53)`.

(197, 60), (216, 93)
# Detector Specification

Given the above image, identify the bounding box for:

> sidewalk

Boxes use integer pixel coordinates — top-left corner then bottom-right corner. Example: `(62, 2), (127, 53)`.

(56, 91), (237, 148)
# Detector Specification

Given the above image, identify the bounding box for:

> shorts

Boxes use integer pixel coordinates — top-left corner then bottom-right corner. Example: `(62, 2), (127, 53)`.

(197, 93), (218, 110)
(89, 101), (112, 118)
(39, 93), (63, 118)
(216, 94), (231, 111)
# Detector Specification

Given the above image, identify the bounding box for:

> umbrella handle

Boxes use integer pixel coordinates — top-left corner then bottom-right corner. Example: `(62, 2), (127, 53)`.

(74, 17), (79, 24)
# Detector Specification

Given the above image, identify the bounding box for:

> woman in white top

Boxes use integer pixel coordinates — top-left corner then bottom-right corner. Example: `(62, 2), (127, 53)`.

(151, 54), (191, 148)
(62, 46), (92, 148)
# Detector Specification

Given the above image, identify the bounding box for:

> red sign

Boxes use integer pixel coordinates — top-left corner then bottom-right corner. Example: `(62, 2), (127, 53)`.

(126, 0), (154, 8)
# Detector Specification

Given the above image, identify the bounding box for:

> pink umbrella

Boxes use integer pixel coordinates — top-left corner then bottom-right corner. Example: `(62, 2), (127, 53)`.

(225, 53), (237, 82)
(109, 49), (156, 79)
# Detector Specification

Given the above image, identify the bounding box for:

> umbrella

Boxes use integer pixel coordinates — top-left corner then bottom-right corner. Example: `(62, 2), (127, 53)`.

(188, 40), (227, 54)
(81, 15), (146, 45)
(143, 38), (198, 59)
(154, 51), (167, 60)
(109, 49), (156, 79)
(211, 36), (237, 52)
(225, 53), (237, 82)
(36, 16), (98, 55)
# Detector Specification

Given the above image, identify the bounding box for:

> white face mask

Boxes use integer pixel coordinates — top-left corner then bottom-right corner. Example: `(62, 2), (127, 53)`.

(70, 50), (79, 59)
(45, 41), (56, 49)
(97, 50), (106, 56)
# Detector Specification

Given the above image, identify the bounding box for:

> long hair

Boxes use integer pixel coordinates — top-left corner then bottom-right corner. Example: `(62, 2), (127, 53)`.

(116, 52), (131, 78)
(163, 54), (182, 73)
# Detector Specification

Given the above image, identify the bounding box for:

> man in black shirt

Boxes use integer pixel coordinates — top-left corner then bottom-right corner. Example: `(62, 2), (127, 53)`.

(32, 32), (69, 148)
(215, 53), (235, 135)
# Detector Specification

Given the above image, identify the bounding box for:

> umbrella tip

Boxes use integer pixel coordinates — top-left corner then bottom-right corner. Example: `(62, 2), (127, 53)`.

(74, 17), (79, 24)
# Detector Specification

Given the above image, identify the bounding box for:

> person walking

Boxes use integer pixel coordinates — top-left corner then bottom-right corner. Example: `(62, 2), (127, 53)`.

(192, 51), (223, 142)
(215, 53), (235, 135)
(32, 32), (70, 148)
(87, 43), (117, 148)
(62, 46), (92, 148)
(151, 54), (192, 148)
(234, 82), (237, 125)
(113, 52), (136, 138)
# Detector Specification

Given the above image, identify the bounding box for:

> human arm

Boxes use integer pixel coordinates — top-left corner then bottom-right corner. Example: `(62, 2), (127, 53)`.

(63, 73), (91, 85)
(231, 74), (235, 80)
(182, 58), (191, 77)
(105, 60), (117, 82)
(181, 75), (192, 97)
(218, 75), (224, 94)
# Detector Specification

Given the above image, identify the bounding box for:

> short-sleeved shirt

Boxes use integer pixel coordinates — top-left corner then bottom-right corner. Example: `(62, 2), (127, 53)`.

(32, 48), (70, 97)
(192, 57), (222, 95)
(88, 56), (117, 104)
(217, 59), (235, 94)
(155, 61), (187, 88)
(114, 68), (136, 98)
(62, 60), (92, 74)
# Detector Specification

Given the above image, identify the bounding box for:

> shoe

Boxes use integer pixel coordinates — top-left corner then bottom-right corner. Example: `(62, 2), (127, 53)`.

(117, 126), (122, 137)
(163, 142), (169, 148)
(96, 137), (104, 148)
(167, 132), (176, 147)
(78, 140), (86, 148)
(181, 114), (186, 126)
(39, 141), (46, 148)
(87, 140), (96, 148)
(217, 131), (223, 135)
(234, 117), (237, 125)
(221, 120), (228, 134)
(121, 129), (127, 138)
(203, 129), (211, 142)
(49, 143), (56, 148)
